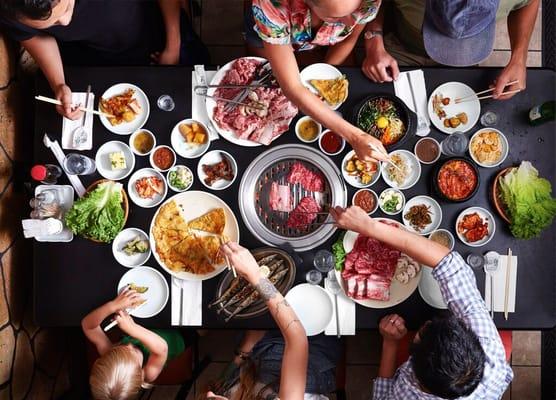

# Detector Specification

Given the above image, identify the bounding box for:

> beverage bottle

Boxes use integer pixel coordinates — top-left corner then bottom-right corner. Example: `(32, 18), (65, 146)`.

(30, 164), (62, 184)
(528, 101), (555, 126)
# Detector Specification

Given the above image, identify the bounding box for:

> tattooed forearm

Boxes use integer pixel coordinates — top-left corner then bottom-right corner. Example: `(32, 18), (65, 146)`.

(254, 277), (278, 301)
(274, 299), (290, 319)
(284, 318), (301, 332)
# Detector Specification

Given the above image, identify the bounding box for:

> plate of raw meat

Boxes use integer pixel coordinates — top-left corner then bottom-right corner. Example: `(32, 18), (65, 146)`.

(334, 218), (422, 308)
(206, 57), (298, 147)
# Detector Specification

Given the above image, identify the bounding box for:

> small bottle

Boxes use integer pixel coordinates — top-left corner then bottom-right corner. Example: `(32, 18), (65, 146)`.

(528, 101), (555, 126)
(31, 164), (62, 184)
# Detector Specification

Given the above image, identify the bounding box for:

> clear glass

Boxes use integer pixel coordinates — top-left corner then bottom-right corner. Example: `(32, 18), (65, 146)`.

(480, 111), (498, 127)
(35, 189), (58, 205)
(305, 269), (323, 285)
(313, 249), (334, 273)
(157, 95), (175, 112)
(440, 132), (468, 156)
(62, 153), (96, 175)
(467, 253), (485, 270)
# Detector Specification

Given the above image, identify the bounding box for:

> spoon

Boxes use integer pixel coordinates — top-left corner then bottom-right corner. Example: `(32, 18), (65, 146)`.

(72, 85), (91, 147)
(327, 270), (342, 338)
(483, 251), (500, 319)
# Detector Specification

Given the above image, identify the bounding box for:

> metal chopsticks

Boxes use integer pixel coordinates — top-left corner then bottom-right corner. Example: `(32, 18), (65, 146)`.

(455, 80), (520, 103)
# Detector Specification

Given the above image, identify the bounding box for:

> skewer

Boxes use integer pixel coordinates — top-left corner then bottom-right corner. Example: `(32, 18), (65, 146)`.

(34, 95), (114, 118)
(503, 248), (512, 320)
(455, 80), (520, 103)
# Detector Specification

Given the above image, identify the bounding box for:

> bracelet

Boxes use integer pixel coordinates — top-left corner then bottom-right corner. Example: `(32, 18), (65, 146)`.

(234, 348), (252, 361)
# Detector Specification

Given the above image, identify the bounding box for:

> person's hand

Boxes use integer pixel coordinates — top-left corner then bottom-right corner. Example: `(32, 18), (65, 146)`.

(111, 288), (143, 311)
(351, 132), (389, 163)
(220, 242), (260, 282)
(206, 391), (227, 400)
(151, 47), (180, 65)
(491, 59), (526, 100)
(114, 310), (137, 334)
(54, 83), (82, 120)
(330, 206), (373, 233)
(362, 43), (400, 83)
(379, 314), (407, 342)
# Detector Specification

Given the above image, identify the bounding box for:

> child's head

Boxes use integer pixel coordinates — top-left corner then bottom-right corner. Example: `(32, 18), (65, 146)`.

(410, 316), (486, 399)
(90, 344), (143, 400)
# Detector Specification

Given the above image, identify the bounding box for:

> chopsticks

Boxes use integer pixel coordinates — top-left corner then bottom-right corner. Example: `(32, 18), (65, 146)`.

(370, 143), (403, 173)
(104, 301), (147, 332)
(35, 95), (114, 118)
(455, 80), (520, 103)
(218, 235), (237, 278)
(504, 248), (512, 320)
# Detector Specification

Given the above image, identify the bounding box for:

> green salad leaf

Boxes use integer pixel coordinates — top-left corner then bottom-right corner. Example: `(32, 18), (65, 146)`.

(332, 231), (346, 271)
(499, 161), (556, 240)
(65, 181), (125, 243)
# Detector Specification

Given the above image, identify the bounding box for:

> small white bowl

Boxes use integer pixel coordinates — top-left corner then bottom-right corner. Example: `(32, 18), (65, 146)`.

(352, 189), (379, 215)
(150, 145), (176, 172)
(318, 129), (346, 156)
(402, 195), (442, 235)
(129, 129), (156, 156)
(429, 229), (455, 251)
(112, 228), (151, 268)
(166, 165), (194, 192)
(455, 206), (496, 247)
(170, 119), (211, 159)
(295, 116), (322, 144)
(197, 150), (237, 191)
(378, 188), (405, 216)
(381, 149), (421, 190)
(468, 127), (509, 168)
(95, 141), (135, 181)
(127, 168), (168, 208)
(341, 150), (381, 188)
(414, 137), (441, 165)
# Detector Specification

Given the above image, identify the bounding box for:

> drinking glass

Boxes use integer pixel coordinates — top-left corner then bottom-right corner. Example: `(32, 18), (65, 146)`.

(313, 249), (334, 273)
(440, 132), (468, 156)
(157, 95), (175, 111)
(480, 111), (498, 127)
(305, 269), (323, 285)
(467, 253), (485, 270)
(62, 153), (96, 175)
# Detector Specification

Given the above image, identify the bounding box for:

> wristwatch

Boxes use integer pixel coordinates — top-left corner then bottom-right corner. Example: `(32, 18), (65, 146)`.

(364, 30), (383, 40)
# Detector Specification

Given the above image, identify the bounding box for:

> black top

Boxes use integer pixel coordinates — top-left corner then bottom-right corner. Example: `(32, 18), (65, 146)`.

(0, 0), (164, 64)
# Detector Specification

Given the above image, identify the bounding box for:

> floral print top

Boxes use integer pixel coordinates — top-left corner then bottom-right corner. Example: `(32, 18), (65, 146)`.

(252, 0), (381, 51)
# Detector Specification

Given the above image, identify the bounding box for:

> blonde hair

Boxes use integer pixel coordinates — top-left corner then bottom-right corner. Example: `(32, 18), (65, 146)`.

(90, 345), (143, 400)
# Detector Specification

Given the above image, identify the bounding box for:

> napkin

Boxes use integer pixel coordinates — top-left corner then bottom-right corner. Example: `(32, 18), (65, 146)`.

(394, 70), (430, 136)
(61, 92), (95, 150)
(324, 277), (356, 336)
(192, 65), (219, 141)
(485, 255), (517, 313)
(171, 277), (202, 326)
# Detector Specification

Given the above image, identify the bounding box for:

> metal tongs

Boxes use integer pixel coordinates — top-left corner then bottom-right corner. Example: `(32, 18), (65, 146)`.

(224, 62), (273, 113)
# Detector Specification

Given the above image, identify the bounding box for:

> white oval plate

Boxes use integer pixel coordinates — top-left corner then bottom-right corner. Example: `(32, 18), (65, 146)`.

(285, 283), (333, 336)
(127, 168), (168, 208)
(381, 149), (421, 190)
(170, 119), (211, 159)
(95, 141), (135, 181)
(427, 82), (480, 134)
(455, 206), (496, 247)
(418, 266), (447, 309)
(468, 127), (509, 168)
(112, 228), (151, 268)
(99, 83), (150, 135)
(197, 150), (237, 191)
(341, 150), (381, 188)
(402, 195), (442, 236)
(299, 63), (345, 110)
(117, 266), (169, 318)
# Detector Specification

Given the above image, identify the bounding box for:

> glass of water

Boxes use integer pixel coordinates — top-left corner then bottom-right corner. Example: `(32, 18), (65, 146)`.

(305, 269), (323, 285)
(157, 95), (175, 112)
(313, 249), (334, 273)
(62, 153), (96, 175)
(467, 253), (485, 270)
(440, 132), (469, 156)
(480, 111), (498, 127)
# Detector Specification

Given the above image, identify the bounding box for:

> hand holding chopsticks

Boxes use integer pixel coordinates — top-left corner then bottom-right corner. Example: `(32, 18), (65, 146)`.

(455, 80), (521, 104)
(35, 95), (114, 118)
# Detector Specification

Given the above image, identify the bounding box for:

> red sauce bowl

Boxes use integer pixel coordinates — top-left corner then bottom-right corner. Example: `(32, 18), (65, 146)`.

(318, 129), (345, 156)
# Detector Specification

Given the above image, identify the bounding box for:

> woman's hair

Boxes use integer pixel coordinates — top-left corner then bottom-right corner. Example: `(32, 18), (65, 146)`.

(90, 345), (144, 400)
(0, 0), (58, 20)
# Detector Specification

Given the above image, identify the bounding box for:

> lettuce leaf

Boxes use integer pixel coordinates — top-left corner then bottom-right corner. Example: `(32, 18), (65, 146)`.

(332, 231), (346, 271)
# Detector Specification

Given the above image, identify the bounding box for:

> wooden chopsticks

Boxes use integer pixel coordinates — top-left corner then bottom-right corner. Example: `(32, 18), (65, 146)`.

(35, 95), (114, 118)
(218, 235), (237, 278)
(504, 248), (512, 320)
(455, 80), (520, 104)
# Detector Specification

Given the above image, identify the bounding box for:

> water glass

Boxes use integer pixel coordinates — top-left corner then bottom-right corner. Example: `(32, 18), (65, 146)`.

(480, 111), (498, 127)
(467, 253), (485, 270)
(305, 269), (323, 285)
(62, 153), (96, 175)
(157, 95), (175, 112)
(440, 132), (468, 156)
(313, 249), (334, 273)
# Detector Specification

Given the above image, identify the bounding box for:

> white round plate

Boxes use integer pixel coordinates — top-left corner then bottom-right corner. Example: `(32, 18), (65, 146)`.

(468, 127), (509, 168)
(127, 168), (168, 208)
(285, 283), (333, 336)
(381, 150), (421, 190)
(99, 83), (150, 135)
(337, 218), (422, 309)
(299, 63), (345, 110)
(402, 195), (442, 235)
(455, 206), (496, 247)
(149, 191), (240, 281)
(170, 119), (211, 159)
(341, 150), (381, 188)
(166, 165), (194, 193)
(197, 150), (237, 190)
(95, 141), (135, 181)
(428, 82), (480, 134)
(117, 266), (169, 318)
(418, 266), (447, 309)
(112, 228), (151, 268)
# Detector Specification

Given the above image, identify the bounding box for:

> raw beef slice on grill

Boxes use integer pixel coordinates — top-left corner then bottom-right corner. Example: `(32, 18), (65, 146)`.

(287, 162), (325, 192)
(286, 196), (321, 229)
(269, 182), (293, 212)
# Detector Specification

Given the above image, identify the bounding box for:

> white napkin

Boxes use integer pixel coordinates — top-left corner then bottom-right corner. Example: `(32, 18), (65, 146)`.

(324, 277), (356, 336)
(485, 255), (517, 313)
(61, 92), (95, 150)
(171, 277), (202, 326)
(43, 134), (86, 197)
(394, 70), (430, 136)
(192, 65), (219, 141)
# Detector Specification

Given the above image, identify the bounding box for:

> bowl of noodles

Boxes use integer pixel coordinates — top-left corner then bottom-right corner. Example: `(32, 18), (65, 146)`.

(354, 93), (417, 150)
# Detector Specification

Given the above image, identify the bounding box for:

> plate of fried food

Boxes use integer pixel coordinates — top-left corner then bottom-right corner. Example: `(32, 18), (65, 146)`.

(428, 82), (480, 134)
(99, 83), (150, 135)
(150, 191), (240, 281)
(456, 206), (496, 247)
(468, 128), (508, 168)
(300, 63), (348, 110)
(341, 150), (381, 188)
(171, 119), (211, 159)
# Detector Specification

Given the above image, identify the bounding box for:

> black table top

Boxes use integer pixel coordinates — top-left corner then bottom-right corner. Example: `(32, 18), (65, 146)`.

(33, 65), (556, 330)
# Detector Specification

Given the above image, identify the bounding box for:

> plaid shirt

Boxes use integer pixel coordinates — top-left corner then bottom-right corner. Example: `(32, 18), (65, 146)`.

(372, 252), (513, 400)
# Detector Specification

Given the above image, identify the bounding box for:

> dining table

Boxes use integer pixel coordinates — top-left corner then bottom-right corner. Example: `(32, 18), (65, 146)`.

(32, 65), (556, 331)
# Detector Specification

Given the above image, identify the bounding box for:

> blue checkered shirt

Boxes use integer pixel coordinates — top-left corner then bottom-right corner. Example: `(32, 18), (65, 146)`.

(372, 252), (513, 399)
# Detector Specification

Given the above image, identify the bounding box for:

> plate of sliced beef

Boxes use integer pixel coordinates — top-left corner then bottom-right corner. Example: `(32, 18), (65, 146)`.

(334, 218), (422, 308)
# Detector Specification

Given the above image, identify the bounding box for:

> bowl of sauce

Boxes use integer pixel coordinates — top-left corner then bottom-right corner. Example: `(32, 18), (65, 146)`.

(352, 189), (378, 215)
(150, 145), (176, 172)
(130, 129), (156, 156)
(295, 116), (321, 143)
(414, 137), (440, 164)
(318, 129), (345, 156)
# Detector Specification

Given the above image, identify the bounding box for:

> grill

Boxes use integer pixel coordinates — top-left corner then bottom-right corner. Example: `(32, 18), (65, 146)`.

(239, 144), (347, 252)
